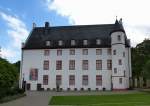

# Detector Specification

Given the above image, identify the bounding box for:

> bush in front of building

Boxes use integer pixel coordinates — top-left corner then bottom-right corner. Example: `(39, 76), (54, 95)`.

(0, 57), (25, 102)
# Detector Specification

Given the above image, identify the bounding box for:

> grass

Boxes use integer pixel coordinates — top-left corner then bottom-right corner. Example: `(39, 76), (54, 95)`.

(49, 92), (150, 106)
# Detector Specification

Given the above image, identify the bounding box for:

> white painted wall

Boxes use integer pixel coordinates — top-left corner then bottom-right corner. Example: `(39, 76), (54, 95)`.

(20, 46), (131, 91)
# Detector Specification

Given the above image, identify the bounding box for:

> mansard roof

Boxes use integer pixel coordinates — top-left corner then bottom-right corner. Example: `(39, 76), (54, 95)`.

(23, 21), (130, 49)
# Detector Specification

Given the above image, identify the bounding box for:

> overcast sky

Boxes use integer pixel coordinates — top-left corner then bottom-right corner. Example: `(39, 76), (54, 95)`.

(0, 0), (150, 63)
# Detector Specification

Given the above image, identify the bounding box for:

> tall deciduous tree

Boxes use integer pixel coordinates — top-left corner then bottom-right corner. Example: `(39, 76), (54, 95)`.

(131, 39), (150, 87)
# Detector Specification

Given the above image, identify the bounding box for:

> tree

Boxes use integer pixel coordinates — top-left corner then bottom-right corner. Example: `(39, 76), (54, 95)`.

(13, 61), (20, 72)
(142, 60), (150, 79)
(0, 58), (18, 99)
(131, 39), (150, 87)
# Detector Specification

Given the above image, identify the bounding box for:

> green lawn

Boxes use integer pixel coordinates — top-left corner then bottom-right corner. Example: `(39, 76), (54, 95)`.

(49, 92), (150, 106)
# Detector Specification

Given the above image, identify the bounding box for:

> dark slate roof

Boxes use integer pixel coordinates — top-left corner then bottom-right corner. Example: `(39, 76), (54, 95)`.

(23, 20), (130, 49)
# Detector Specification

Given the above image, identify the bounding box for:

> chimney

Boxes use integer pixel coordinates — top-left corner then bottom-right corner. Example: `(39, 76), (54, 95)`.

(32, 22), (36, 28)
(45, 22), (49, 28)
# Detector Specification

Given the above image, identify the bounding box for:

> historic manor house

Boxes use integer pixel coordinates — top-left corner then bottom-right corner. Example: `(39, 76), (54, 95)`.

(20, 19), (132, 91)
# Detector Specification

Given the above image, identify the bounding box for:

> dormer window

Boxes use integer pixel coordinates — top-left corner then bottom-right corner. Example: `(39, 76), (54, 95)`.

(71, 40), (75, 46)
(118, 35), (121, 41)
(83, 40), (88, 45)
(96, 39), (101, 45)
(58, 40), (63, 46)
(46, 41), (50, 46)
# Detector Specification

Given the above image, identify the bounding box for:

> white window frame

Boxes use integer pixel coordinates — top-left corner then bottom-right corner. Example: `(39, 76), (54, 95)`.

(96, 39), (101, 45)
(58, 40), (63, 46)
(83, 40), (88, 45)
(71, 40), (76, 46)
(46, 41), (50, 46)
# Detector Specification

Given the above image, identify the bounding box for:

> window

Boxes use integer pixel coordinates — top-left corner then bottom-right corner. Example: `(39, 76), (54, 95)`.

(83, 40), (88, 45)
(113, 50), (116, 55)
(107, 49), (111, 55)
(44, 50), (50, 56)
(57, 49), (62, 56)
(29, 68), (38, 81)
(43, 60), (49, 70)
(96, 60), (102, 70)
(96, 75), (102, 86)
(82, 75), (88, 86)
(69, 60), (75, 70)
(69, 75), (75, 85)
(71, 40), (75, 46)
(83, 49), (88, 55)
(119, 78), (122, 84)
(58, 40), (63, 46)
(82, 60), (88, 70)
(96, 49), (102, 55)
(43, 75), (48, 85)
(119, 59), (122, 65)
(56, 75), (62, 85)
(123, 52), (125, 57)
(118, 35), (121, 41)
(107, 60), (112, 70)
(56, 60), (62, 70)
(96, 39), (101, 45)
(124, 70), (126, 77)
(114, 68), (117, 74)
(70, 49), (75, 55)
(46, 41), (50, 46)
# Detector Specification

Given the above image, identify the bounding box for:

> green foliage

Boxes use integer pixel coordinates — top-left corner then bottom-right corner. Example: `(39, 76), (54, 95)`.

(0, 93), (26, 103)
(142, 60), (150, 79)
(132, 39), (150, 78)
(0, 58), (19, 99)
(13, 61), (20, 73)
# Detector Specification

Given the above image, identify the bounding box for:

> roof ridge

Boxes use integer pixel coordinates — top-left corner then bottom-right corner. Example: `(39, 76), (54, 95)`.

(34, 24), (115, 29)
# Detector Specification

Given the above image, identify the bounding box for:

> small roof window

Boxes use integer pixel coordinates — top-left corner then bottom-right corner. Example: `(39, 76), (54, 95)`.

(96, 39), (101, 45)
(58, 40), (63, 46)
(83, 40), (88, 45)
(46, 41), (50, 46)
(71, 40), (76, 46)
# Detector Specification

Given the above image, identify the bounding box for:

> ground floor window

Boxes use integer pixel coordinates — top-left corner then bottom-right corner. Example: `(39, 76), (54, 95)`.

(43, 75), (48, 85)
(82, 75), (88, 86)
(119, 78), (123, 84)
(69, 75), (75, 85)
(96, 75), (102, 86)
(56, 75), (62, 85)
(29, 68), (38, 81)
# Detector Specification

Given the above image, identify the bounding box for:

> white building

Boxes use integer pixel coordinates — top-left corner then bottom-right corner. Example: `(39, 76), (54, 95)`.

(20, 19), (132, 91)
